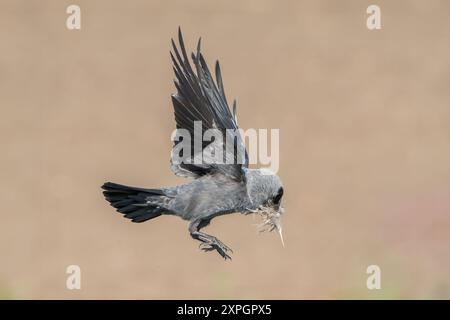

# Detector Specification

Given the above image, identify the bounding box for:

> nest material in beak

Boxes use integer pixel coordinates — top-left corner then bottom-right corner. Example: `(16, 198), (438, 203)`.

(251, 206), (285, 247)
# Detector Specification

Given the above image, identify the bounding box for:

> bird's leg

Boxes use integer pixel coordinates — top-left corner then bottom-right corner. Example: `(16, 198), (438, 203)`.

(189, 219), (233, 260)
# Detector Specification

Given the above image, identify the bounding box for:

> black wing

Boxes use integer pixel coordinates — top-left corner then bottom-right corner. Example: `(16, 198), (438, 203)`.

(169, 28), (248, 181)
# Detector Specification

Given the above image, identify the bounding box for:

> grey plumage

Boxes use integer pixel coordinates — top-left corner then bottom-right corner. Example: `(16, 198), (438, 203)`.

(102, 28), (284, 260)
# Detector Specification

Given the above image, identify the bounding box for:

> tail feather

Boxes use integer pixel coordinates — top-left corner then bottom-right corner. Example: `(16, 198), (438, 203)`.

(102, 182), (168, 223)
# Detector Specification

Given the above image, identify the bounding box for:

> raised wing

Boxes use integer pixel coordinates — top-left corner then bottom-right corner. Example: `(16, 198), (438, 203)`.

(169, 28), (248, 181)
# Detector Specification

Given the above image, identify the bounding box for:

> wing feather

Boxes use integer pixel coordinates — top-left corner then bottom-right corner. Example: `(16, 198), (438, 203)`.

(170, 28), (248, 180)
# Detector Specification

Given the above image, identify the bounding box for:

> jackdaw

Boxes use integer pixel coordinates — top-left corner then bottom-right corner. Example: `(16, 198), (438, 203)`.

(102, 28), (284, 260)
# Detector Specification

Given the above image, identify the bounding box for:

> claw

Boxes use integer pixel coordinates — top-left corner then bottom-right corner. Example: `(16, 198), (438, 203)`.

(216, 246), (232, 260)
(214, 238), (233, 253)
(198, 238), (233, 260)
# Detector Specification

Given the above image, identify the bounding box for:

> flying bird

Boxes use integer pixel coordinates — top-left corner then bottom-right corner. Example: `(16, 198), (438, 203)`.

(102, 28), (284, 260)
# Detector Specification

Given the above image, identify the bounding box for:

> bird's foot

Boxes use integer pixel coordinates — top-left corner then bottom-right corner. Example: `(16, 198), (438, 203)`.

(199, 237), (233, 260)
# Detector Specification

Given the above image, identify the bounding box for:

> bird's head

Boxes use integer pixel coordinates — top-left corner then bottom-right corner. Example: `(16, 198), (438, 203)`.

(245, 168), (285, 246)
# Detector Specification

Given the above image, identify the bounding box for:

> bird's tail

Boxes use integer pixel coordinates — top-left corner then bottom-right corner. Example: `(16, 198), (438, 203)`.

(101, 182), (169, 223)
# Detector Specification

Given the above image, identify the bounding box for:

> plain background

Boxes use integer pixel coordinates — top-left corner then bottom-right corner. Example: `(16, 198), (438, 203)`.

(1, 0), (449, 299)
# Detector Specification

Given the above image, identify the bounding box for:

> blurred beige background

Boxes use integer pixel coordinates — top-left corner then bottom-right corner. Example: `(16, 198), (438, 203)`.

(1, 0), (450, 299)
